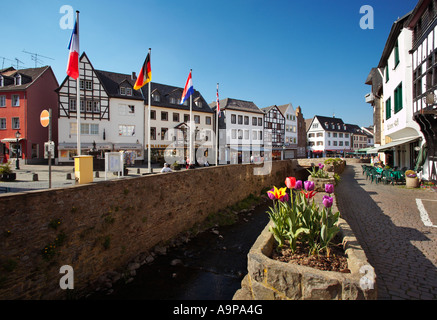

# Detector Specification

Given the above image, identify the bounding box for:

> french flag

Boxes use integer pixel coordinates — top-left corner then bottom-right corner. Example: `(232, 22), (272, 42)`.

(181, 70), (193, 104)
(67, 18), (79, 79)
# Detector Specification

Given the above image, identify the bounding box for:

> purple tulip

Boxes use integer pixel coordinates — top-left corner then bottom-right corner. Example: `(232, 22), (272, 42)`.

(318, 163), (324, 170)
(279, 193), (289, 203)
(322, 195), (333, 208)
(304, 180), (315, 191)
(295, 180), (302, 190)
(325, 183), (334, 194)
(267, 188), (276, 200)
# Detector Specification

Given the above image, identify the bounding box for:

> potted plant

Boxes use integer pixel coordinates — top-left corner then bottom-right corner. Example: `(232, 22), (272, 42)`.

(307, 163), (335, 191)
(405, 170), (419, 188)
(0, 161), (16, 181)
(171, 161), (181, 171)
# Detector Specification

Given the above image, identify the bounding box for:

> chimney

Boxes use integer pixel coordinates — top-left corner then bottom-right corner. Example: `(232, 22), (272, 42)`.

(131, 72), (136, 80)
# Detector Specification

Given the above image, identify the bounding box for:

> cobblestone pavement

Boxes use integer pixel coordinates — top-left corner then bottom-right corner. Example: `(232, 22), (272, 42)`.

(0, 163), (165, 194)
(335, 163), (437, 300)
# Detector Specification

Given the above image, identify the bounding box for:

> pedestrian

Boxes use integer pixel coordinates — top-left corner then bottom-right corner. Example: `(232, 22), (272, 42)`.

(161, 163), (172, 173)
(186, 157), (190, 169)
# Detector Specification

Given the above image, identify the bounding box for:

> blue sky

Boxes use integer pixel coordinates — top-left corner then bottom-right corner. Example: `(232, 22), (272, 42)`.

(1, 0), (417, 127)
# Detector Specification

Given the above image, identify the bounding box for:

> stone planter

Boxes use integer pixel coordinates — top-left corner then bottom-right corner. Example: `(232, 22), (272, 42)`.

(307, 175), (335, 192)
(0, 173), (16, 182)
(233, 219), (377, 300)
(406, 177), (420, 188)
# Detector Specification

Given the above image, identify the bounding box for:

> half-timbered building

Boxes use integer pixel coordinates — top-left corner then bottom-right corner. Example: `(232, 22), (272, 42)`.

(262, 105), (285, 160)
(57, 52), (144, 164)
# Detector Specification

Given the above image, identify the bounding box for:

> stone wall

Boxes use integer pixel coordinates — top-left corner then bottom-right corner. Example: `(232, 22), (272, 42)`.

(0, 160), (298, 299)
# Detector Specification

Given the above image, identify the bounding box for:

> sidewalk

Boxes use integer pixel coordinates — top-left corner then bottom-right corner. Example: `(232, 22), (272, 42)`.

(0, 162), (170, 194)
(335, 163), (437, 299)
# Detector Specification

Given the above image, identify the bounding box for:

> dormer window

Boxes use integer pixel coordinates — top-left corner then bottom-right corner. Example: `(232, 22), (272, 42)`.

(126, 88), (132, 96)
(120, 87), (126, 95)
(169, 97), (177, 104)
(195, 101), (203, 108)
(0, 76), (3, 87)
(152, 93), (160, 102)
(15, 75), (21, 86)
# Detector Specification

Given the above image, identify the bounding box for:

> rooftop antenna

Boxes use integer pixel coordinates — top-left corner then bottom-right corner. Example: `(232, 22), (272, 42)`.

(22, 49), (54, 68)
(0, 56), (16, 69)
(15, 58), (24, 69)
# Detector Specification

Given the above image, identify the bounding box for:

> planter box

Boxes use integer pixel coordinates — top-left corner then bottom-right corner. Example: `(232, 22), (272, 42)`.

(0, 173), (16, 182)
(406, 177), (419, 188)
(307, 176), (335, 192)
(233, 218), (377, 300)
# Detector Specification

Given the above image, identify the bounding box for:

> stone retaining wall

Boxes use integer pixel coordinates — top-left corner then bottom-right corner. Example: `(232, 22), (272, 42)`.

(233, 193), (377, 300)
(0, 160), (300, 299)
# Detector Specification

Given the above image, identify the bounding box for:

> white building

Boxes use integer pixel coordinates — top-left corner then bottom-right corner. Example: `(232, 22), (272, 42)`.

(307, 115), (351, 158)
(374, 12), (424, 169)
(210, 98), (264, 164)
(57, 53), (145, 164)
(142, 82), (214, 165)
(277, 103), (298, 159)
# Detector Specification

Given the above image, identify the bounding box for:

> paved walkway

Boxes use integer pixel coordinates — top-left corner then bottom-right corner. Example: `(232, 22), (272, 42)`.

(336, 163), (437, 300)
(0, 163), (168, 194)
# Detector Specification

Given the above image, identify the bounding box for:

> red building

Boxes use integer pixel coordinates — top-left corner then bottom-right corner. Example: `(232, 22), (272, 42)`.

(0, 66), (59, 164)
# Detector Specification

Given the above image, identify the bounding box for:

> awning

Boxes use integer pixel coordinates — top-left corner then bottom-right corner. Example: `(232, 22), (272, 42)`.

(58, 143), (93, 150)
(367, 136), (421, 154)
(1, 138), (25, 143)
(113, 143), (142, 150)
(229, 146), (265, 152)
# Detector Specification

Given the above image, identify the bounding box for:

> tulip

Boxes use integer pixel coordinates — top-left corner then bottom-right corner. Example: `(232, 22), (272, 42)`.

(322, 195), (333, 208)
(285, 177), (296, 189)
(318, 163), (324, 170)
(304, 180), (315, 191)
(325, 183), (334, 194)
(267, 186), (288, 202)
(301, 190), (317, 199)
(295, 180), (302, 190)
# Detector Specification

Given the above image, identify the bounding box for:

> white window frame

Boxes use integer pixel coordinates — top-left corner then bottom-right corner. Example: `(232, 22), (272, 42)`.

(11, 117), (20, 129)
(12, 95), (19, 107)
(0, 118), (6, 129)
(0, 95), (5, 107)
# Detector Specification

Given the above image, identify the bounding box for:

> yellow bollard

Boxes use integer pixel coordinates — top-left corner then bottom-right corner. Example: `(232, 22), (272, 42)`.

(74, 155), (94, 184)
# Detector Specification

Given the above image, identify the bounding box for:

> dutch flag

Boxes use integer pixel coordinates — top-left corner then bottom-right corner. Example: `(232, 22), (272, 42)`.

(67, 18), (79, 79)
(181, 70), (193, 104)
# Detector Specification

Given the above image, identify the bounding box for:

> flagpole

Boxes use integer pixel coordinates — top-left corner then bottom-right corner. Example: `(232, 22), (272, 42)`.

(189, 69), (193, 167)
(76, 10), (81, 156)
(148, 48), (152, 173)
(216, 83), (219, 166)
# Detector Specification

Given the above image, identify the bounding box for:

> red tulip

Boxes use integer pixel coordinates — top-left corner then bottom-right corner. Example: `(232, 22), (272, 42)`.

(285, 177), (296, 189)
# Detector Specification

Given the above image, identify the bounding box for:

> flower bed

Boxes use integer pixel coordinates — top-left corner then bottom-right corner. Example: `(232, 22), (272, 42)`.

(233, 176), (377, 300)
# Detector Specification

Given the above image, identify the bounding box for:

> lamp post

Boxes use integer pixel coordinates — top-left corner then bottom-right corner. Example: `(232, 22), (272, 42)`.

(15, 130), (21, 170)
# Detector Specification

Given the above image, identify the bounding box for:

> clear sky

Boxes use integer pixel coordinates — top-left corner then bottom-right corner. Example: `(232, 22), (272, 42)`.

(1, 0), (417, 127)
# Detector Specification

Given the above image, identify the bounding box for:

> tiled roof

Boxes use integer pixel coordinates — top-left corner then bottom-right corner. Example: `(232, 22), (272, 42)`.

(209, 98), (264, 114)
(0, 66), (50, 92)
(95, 69), (144, 101)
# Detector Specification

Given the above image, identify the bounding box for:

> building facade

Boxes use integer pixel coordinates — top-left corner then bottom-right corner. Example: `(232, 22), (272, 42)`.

(307, 115), (351, 158)
(277, 103), (298, 159)
(262, 105), (285, 160)
(210, 98), (264, 164)
(0, 66), (59, 164)
(407, 0), (437, 181)
(57, 53), (144, 164)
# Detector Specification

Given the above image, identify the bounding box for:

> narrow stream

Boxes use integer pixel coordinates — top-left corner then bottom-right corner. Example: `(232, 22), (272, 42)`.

(87, 201), (271, 300)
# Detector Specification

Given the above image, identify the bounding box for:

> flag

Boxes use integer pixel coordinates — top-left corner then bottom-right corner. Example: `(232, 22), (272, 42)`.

(216, 83), (221, 117)
(133, 53), (152, 90)
(66, 19), (79, 79)
(181, 70), (193, 104)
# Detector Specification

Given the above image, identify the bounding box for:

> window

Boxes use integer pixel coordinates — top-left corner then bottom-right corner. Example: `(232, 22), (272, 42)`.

(86, 101), (93, 112)
(316, 132), (323, 137)
(184, 114), (190, 122)
(0, 77), (3, 87)
(12, 117), (20, 129)
(394, 83), (403, 113)
(258, 117), (262, 126)
(90, 124), (99, 135)
(312, 123), (318, 129)
(206, 116), (211, 125)
(0, 96), (5, 107)
(244, 130), (249, 140)
(151, 127), (156, 140)
(339, 141), (343, 146)
(0, 118), (6, 129)
(252, 117), (257, 125)
(333, 141), (338, 146)
(12, 95), (19, 107)
(394, 40), (400, 67)
(150, 110), (156, 120)
(81, 80), (92, 90)
(173, 113), (179, 122)
(161, 111), (168, 121)
(386, 97), (391, 120)
(345, 133), (349, 138)
(119, 125), (136, 136)
(244, 116), (249, 125)
(15, 75), (21, 85)
(231, 114), (236, 124)
(169, 97), (176, 104)
(238, 129), (243, 139)
(195, 101), (202, 108)
(128, 105), (135, 114)
(345, 141), (349, 146)
(93, 101), (100, 113)
(194, 115), (200, 124)
(126, 88), (132, 96)
(153, 94), (160, 102)
(161, 128), (167, 140)
(238, 115), (243, 124)
(339, 133), (343, 138)
(231, 129), (237, 139)
(69, 99), (76, 111)
(259, 131), (262, 140)
(333, 133), (337, 138)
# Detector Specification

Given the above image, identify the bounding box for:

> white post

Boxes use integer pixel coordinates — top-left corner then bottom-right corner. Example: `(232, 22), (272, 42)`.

(148, 49), (152, 173)
(216, 83), (219, 166)
(76, 10), (81, 156)
(189, 69), (193, 166)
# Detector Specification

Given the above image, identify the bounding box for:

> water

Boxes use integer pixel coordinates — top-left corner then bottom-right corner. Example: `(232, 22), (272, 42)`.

(87, 201), (271, 300)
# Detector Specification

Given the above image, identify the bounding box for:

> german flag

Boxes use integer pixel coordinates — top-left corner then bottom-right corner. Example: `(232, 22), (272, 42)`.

(133, 53), (151, 90)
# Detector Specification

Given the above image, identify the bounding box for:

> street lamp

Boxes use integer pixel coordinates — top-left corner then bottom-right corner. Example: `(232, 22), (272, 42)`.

(15, 130), (21, 170)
